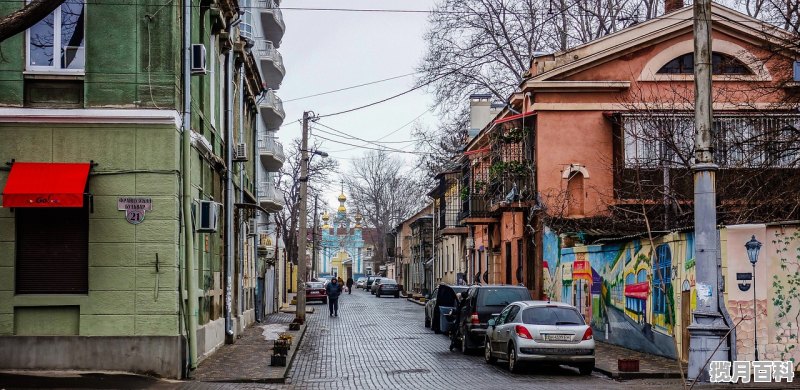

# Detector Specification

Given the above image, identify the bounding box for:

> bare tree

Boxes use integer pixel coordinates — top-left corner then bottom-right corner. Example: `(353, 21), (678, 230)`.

(412, 106), (470, 181)
(343, 151), (427, 271)
(275, 139), (338, 266)
(0, 0), (66, 43)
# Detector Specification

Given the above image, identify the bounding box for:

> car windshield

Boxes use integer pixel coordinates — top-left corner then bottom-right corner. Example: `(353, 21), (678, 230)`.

(522, 306), (585, 326)
(307, 283), (324, 289)
(478, 288), (530, 307)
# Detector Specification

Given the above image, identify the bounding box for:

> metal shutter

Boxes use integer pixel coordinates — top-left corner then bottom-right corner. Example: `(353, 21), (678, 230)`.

(15, 207), (89, 294)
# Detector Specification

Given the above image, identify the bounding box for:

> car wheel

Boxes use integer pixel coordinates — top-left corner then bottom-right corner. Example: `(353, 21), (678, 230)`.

(508, 343), (521, 373)
(577, 363), (594, 376)
(484, 338), (497, 364)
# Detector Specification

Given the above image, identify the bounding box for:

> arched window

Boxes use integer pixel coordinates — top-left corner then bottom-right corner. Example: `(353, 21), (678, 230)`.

(567, 172), (585, 217)
(658, 52), (751, 75)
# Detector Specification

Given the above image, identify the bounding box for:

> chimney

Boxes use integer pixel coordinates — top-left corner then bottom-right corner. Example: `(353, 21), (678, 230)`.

(468, 94), (493, 139)
(665, 0), (684, 13)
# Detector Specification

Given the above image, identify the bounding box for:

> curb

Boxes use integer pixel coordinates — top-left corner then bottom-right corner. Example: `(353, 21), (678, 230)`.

(406, 297), (426, 306)
(281, 321), (308, 384)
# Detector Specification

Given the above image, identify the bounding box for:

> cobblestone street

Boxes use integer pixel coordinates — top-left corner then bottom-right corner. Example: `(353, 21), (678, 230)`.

(177, 290), (689, 390)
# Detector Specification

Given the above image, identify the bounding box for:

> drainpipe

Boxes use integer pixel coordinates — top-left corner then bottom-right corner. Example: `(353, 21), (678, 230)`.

(224, 15), (241, 343)
(237, 61), (245, 325)
(181, 0), (198, 370)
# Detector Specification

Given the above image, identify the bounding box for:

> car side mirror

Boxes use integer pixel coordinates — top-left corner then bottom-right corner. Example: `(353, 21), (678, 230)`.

(488, 319), (496, 327)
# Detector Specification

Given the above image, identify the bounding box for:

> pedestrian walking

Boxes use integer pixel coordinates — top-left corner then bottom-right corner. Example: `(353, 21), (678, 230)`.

(346, 277), (354, 294)
(326, 277), (343, 317)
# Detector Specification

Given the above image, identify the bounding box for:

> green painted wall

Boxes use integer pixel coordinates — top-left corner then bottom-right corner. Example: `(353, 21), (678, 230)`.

(0, 1), (25, 106)
(0, 123), (181, 336)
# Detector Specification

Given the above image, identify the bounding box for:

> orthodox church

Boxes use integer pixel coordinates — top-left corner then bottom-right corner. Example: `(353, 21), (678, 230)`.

(318, 191), (371, 281)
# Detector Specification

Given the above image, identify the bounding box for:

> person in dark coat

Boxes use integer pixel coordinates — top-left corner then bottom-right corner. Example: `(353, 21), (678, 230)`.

(346, 277), (354, 294)
(325, 277), (343, 317)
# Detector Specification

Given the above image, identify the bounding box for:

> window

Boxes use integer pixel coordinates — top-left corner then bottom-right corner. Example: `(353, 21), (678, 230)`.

(657, 52), (751, 75)
(622, 114), (800, 168)
(27, 0), (85, 71)
(522, 307), (584, 325)
(16, 207), (89, 294)
(652, 244), (672, 315)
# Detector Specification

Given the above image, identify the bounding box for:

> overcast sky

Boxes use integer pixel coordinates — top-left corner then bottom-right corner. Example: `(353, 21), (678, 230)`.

(276, 0), (438, 211)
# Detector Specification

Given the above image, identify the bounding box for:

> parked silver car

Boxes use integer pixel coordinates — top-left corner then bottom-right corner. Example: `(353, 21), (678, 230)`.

(355, 277), (367, 289)
(484, 301), (595, 375)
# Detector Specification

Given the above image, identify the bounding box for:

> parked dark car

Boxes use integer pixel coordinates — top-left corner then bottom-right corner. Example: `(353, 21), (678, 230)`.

(365, 275), (381, 290)
(425, 284), (469, 334)
(370, 277), (386, 294)
(453, 285), (531, 354)
(305, 282), (327, 304)
(375, 279), (400, 298)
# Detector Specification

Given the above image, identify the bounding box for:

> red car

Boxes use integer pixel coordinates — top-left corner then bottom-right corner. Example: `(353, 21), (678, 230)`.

(306, 282), (327, 304)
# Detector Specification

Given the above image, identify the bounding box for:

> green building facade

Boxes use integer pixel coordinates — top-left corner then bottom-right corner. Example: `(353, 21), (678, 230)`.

(0, 0), (286, 378)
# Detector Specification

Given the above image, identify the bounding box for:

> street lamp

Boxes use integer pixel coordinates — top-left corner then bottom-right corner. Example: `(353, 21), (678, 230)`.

(745, 235), (762, 361)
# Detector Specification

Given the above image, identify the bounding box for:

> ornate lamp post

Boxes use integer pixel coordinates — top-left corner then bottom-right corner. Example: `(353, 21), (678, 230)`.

(745, 235), (762, 361)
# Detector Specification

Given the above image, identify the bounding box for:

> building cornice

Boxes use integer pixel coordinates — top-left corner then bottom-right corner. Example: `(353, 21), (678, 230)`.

(0, 108), (181, 127)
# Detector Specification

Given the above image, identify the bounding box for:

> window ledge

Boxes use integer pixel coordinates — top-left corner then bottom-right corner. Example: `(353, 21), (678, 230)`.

(23, 71), (85, 81)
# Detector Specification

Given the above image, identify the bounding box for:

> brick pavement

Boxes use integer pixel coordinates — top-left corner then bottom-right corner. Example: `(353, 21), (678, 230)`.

(190, 313), (306, 383)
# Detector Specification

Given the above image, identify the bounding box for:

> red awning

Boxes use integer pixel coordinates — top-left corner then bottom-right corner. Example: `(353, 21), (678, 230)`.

(2, 162), (91, 208)
(624, 282), (650, 300)
(493, 111), (537, 125)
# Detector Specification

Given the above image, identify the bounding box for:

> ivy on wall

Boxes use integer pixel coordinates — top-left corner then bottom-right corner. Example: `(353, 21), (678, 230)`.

(772, 230), (800, 362)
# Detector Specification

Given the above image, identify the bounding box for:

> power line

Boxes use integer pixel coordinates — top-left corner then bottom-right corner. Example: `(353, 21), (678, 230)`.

(324, 108), (434, 153)
(313, 122), (421, 155)
(311, 132), (426, 155)
(282, 72), (420, 103)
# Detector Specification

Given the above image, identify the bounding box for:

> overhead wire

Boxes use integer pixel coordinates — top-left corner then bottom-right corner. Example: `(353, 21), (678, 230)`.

(282, 72), (420, 103)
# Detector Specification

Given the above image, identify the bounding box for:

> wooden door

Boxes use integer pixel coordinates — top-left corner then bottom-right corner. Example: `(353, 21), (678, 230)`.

(681, 290), (691, 361)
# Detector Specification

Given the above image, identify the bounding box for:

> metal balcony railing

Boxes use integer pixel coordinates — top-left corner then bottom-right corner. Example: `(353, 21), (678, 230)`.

(256, 40), (285, 88)
(458, 194), (493, 221)
(259, 90), (285, 128)
(258, 0), (285, 43)
(258, 181), (284, 211)
(257, 134), (285, 170)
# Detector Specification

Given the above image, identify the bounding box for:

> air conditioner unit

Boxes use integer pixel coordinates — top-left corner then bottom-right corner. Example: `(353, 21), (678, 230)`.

(191, 44), (207, 75)
(191, 131), (213, 157)
(233, 143), (248, 162)
(196, 200), (221, 233)
(247, 219), (258, 236)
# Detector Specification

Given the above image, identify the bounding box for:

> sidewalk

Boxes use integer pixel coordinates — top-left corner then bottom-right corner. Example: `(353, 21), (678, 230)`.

(595, 341), (685, 379)
(190, 312), (306, 384)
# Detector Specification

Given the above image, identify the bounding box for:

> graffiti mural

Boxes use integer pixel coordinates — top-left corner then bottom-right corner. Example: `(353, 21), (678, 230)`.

(543, 228), (700, 360)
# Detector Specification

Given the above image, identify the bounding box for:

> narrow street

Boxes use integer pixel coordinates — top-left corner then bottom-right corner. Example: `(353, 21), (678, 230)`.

(179, 290), (686, 389)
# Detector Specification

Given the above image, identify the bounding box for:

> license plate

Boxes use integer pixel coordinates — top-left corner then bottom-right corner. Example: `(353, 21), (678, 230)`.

(543, 334), (572, 341)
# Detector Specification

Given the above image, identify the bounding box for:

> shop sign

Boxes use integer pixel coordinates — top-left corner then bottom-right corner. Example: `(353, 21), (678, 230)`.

(117, 197), (153, 225)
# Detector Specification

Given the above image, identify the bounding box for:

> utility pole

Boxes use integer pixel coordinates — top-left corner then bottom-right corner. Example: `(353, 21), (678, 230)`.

(687, 0), (730, 382)
(296, 111), (310, 323)
(312, 194), (318, 280)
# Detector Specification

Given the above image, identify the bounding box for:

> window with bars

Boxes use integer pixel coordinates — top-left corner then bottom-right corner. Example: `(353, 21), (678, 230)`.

(622, 114), (800, 168)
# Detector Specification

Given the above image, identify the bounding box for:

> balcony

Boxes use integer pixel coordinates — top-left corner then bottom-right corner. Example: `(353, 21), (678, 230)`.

(259, 90), (285, 129)
(259, 0), (285, 45)
(258, 181), (284, 212)
(256, 40), (285, 90)
(458, 194), (497, 224)
(258, 133), (285, 171)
